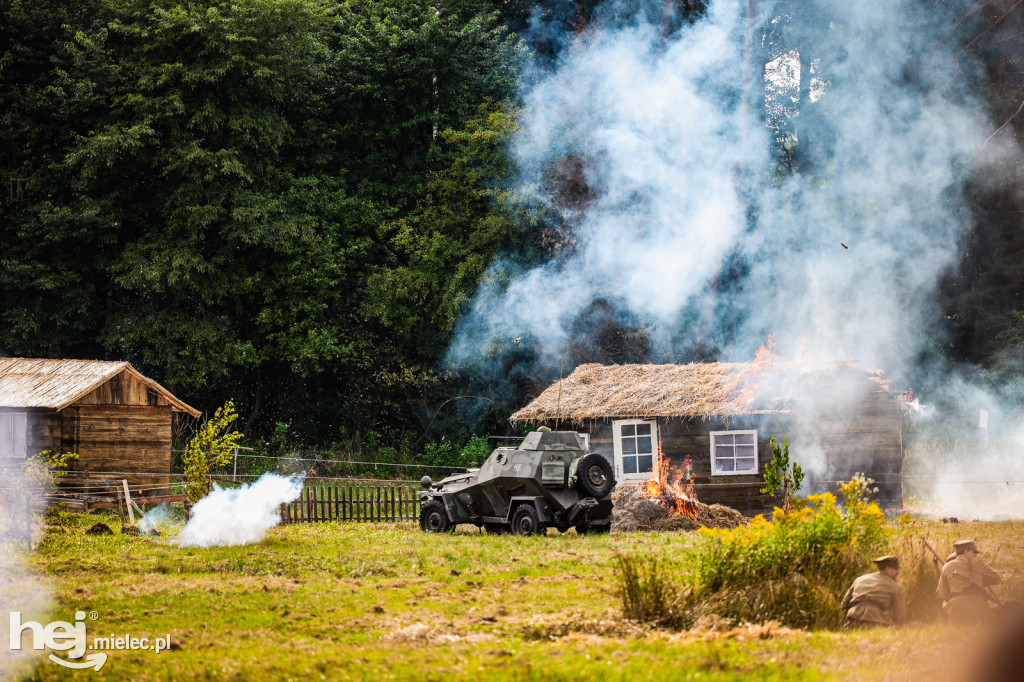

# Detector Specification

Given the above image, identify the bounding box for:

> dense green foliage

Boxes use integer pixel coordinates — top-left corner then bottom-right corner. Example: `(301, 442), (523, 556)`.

(3, 0), (1024, 454)
(0, 0), (529, 448)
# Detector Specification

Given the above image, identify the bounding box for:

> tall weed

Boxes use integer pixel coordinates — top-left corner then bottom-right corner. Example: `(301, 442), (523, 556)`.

(615, 554), (686, 628)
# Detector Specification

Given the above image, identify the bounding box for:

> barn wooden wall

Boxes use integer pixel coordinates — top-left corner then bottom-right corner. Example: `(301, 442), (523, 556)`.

(74, 370), (174, 408)
(61, 405), (172, 492)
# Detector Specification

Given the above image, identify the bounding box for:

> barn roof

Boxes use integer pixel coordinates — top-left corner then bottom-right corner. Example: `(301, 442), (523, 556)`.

(0, 358), (200, 417)
(510, 361), (883, 423)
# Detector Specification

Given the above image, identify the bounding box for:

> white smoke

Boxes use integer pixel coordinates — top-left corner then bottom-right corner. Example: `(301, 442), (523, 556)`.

(444, 1), (1024, 515)
(450, 0), (1001, 375)
(177, 473), (304, 548)
(0, 464), (54, 677)
(137, 503), (174, 535)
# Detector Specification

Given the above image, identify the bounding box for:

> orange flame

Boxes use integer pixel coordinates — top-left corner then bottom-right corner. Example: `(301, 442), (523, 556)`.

(724, 335), (780, 411)
(641, 438), (699, 518)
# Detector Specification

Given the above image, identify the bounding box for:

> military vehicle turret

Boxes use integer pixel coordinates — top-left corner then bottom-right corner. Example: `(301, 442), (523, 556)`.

(418, 429), (615, 535)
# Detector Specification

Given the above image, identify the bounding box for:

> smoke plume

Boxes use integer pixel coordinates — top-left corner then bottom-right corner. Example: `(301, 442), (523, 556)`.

(0, 465), (54, 677)
(177, 473), (304, 548)
(447, 1), (1024, 515)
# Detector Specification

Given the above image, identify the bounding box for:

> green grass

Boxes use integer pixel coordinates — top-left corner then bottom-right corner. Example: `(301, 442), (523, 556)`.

(6, 512), (1024, 681)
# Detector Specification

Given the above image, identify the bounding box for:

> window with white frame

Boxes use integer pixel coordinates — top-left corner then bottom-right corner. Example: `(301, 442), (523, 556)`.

(710, 430), (758, 475)
(612, 419), (658, 481)
(0, 412), (28, 460)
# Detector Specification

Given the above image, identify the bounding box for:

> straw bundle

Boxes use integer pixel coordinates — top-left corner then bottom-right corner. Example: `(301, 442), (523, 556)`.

(611, 482), (747, 532)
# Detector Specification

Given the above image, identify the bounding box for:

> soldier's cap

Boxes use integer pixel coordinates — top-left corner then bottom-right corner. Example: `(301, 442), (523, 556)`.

(873, 555), (900, 569)
(953, 540), (979, 554)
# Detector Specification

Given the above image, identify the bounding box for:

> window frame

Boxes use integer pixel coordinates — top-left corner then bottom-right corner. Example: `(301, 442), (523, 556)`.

(709, 430), (759, 476)
(0, 411), (29, 460)
(612, 419), (659, 482)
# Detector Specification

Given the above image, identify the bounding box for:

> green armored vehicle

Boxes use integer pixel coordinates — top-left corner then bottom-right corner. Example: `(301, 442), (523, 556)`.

(418, 429), (615, 535)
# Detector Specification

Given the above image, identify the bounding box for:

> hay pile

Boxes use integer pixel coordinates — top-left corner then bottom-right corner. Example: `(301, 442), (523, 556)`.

(611, 482), (747, 532)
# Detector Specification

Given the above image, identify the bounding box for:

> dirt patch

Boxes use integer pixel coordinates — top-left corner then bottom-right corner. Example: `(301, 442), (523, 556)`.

(611, 482), (747, 532)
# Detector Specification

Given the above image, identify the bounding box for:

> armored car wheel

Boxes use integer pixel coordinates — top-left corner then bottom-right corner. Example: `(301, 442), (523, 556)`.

(576, 454), (615, 497)
(420, 499), (452, 533)
(511, 505), (542, 536)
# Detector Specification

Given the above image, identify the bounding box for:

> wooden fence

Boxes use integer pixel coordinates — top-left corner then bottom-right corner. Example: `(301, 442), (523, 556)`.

(279, 481), (422, 523)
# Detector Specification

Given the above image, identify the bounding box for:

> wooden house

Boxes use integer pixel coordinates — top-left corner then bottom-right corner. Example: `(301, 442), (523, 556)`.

(510, 362), (904, 516)
(0, 358), (200, 492)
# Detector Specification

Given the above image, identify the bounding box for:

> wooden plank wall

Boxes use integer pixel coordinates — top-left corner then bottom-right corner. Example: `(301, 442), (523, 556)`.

(546, 389), (902, 516)
(61, 405), (172, 493)
(74, 370), (172, 408)
(279, 482), (422, 523)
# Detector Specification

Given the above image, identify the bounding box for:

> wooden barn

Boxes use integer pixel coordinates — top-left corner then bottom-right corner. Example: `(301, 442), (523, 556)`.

(510, 362), (904, 516)
(0, 358), (200, 492)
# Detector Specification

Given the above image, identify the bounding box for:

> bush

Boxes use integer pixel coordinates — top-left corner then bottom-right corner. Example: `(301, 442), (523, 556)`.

(615, 554), (686, 628)
(675, 493), (892, 629)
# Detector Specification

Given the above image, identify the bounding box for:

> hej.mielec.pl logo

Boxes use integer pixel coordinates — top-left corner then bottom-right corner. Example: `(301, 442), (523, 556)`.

(9, 610), (173, 672)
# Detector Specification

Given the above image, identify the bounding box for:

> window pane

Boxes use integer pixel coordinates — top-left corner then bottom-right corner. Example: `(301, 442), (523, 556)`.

(637, 424), (651, 436)
(715, 434), (734, 445)
(735, 433), (755, 445)
(736, 445), (755, 457)
(638, 455), (653, 473)
(716, 445), (733, 459)
(621, 424), (635, 437)
(736, 458), (756, 472)
(637, 437), (652, 454)
(623, 439), (636, 455)
(623, 457), (637, 474)
(715, 458), (735, 472)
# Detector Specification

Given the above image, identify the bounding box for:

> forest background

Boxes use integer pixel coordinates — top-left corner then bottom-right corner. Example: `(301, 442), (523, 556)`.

(2, 0), (1023, 470)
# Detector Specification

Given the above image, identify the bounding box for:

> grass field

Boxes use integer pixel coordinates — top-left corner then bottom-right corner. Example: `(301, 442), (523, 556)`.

(6, 511), (1024, 681)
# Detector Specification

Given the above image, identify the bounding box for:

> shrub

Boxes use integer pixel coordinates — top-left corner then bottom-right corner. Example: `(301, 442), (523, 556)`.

(615, 554), (686, 628)
(183, 400), (244, 503)
(675, 492), (892, 629)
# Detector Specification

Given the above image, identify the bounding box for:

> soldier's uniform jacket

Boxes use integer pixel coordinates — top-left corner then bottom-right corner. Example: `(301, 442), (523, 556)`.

(936, 555), (1001, 621)
(842, 571), (907, 626)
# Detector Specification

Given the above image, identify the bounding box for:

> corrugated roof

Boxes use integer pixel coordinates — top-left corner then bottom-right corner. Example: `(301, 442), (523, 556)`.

(0, 358), (200, 417)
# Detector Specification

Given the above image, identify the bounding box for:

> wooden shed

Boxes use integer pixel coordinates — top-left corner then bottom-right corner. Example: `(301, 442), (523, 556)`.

(0, 358), (200, 492)
(511, 361), (904, 516)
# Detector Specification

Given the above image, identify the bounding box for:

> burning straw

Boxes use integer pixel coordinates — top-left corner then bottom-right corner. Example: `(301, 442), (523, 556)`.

(611, 482), (746, 532)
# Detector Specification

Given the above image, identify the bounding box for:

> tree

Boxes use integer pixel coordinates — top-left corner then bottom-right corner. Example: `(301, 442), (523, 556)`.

(760, 436), (804, 514)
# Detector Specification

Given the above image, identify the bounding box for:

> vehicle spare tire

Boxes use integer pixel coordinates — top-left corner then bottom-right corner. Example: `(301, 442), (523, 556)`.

(575, 454), (615, 497)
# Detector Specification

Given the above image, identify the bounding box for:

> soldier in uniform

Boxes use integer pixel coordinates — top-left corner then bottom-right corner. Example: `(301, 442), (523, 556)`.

(841, 555), (907, 627)
(936, 539), (1001, 623)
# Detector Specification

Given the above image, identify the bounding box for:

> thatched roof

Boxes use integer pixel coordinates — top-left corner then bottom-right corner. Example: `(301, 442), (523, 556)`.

(511, 362), (787, 423)
(0, 358), (200, 417)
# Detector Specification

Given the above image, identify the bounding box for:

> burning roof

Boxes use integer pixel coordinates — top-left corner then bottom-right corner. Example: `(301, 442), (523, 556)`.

(510, 360), (889, 424)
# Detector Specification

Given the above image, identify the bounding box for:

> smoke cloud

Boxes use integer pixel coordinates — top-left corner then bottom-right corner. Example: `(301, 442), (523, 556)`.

(0, 465), (54, 677)
(451, 0), (998, 374)
(177, 473), (304, 548)
(447, 0), (1023, 515)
